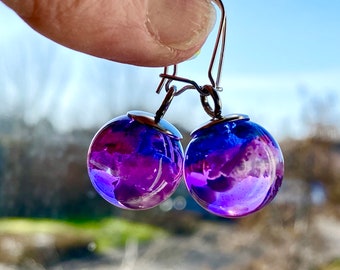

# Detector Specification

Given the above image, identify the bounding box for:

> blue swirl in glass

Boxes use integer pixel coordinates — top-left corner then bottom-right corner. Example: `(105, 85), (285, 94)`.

(87, 111), (184, 210)
(184, 115), (284, 218)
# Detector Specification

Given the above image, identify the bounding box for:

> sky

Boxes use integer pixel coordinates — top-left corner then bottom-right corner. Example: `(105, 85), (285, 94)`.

(1, 1), (340, 140)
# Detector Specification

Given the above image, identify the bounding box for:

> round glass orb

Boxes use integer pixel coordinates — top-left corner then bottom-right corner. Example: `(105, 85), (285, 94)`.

(87, 111), (184, 210)
(184, 115), (284, 218)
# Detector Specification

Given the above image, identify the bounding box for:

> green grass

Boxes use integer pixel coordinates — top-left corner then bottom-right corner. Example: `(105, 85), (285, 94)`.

(319, 259), (340, 270)
(0, 217), (166, 252)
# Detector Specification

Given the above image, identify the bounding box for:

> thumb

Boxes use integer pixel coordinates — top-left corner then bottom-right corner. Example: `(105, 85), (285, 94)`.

(2, 0), (215, 67)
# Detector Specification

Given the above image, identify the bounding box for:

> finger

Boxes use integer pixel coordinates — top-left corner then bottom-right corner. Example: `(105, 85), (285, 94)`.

(2, 0), (215, 67)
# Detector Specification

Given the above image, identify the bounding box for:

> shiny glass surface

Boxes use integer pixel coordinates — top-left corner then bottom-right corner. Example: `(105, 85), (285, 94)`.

(184, 118), (284, 218)
(87, 112), (184, 210)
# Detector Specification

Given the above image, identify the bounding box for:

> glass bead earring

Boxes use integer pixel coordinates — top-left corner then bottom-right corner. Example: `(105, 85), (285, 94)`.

(184, 114), (284, 218)
(87, 88), (184, 210)
(155, 0), (284, 218)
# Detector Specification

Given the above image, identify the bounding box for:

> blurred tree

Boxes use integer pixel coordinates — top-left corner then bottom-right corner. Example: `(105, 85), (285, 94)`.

(0, 118), (113, 218)
(283, 90), (340, 205)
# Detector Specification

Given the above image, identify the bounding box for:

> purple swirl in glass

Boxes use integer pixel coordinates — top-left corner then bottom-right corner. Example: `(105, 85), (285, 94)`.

(87, 111), (184, 210)
(184, 115), (284, 218)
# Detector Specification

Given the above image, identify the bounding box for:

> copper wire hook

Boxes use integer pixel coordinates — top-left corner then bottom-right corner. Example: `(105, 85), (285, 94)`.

(156, 0), (227, 94)
(208, 0), (226, 90)
(155, 0), (226, 120)
(156, 66), (176, 94)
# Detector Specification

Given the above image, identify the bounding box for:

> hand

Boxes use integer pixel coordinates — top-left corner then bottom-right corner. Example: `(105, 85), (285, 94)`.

(2, 0), (215, 67)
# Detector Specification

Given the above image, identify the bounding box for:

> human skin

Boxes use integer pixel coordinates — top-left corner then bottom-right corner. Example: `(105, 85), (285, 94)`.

(1, 0), (215, 67)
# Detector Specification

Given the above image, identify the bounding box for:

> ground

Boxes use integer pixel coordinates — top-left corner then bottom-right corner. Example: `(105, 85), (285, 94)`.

(16, 213), (339, 270)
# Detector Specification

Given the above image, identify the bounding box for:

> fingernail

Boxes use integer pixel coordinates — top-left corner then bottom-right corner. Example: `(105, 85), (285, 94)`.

(146, 0), (216, 51)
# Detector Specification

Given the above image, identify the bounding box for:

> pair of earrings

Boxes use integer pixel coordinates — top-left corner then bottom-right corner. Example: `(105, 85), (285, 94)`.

(87, 1), (284, 218)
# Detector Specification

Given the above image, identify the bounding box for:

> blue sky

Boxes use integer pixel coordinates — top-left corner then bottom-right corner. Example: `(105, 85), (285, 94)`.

(224, 0), (340, 73)
(1, 1), (340, 140)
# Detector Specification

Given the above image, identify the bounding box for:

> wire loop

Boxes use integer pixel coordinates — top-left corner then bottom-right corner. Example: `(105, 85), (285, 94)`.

(200, 85), (222, 119)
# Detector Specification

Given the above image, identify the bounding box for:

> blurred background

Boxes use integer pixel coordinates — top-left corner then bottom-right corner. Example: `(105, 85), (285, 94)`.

(1, 1), (340, 269)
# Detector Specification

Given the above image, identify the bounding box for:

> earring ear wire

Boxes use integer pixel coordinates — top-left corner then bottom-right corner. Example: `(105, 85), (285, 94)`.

(208, 0), (226, 90)
(155, 0), (227, 120)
